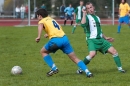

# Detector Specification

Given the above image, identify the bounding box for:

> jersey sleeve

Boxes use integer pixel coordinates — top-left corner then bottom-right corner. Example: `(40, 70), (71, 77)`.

(81, 15), (88, 27)
(72, 8), (74, 12)
(38, 20), (43, 24)
(64, 7), (67, 12)
(119, 4), (121, 10)
(74, 7), (78, 14)
(127, 3), (130, 11)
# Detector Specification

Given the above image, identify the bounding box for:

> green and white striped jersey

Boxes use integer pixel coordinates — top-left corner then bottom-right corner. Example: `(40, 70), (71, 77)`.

(75, 6), (86, 20)
(83, 14), (103, 39)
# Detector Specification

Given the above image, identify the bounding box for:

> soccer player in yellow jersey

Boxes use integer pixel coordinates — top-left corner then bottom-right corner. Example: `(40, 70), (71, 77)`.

(35, 8), (93, 77)
(118, 0), (130, 33)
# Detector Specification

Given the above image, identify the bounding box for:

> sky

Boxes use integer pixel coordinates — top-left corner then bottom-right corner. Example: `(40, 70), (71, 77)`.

(0, 0), (4, 5)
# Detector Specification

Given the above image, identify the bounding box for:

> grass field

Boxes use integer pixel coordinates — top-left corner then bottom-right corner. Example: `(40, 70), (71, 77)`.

(0, 25), (130, 86)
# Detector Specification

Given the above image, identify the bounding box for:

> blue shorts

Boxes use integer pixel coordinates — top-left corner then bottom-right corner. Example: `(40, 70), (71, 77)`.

(65, 14), (73, 20)
(44, 35), (73, 54)
(119, 15), (129, 24)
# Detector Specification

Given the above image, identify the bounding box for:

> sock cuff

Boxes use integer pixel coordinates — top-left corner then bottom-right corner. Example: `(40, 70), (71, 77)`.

(43, 54), (50, 59)
(74, 25), (76, 27)
(77, 60), (82, 65)
(112, 53), (118, 57)
(117, 67), (122, 70)
(86, 56), (92, 61)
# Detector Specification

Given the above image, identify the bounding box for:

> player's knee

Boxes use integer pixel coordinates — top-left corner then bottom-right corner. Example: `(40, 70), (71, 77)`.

(40, 48), (49, 57)
(108, 47), (118, 55)
(89, 52), (96, 58)
(111, 49), (118, 55)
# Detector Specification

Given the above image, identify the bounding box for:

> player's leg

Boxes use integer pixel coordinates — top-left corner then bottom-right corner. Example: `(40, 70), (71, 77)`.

(124, 15), (130, 28)
(77, 40), (96, 74)
(77, 39), (97, 74)
(64, 13), (68, 25)
(61, 35), (93, 77)
(72, 22), (77, 34)
(72, 19), (79, 34)
(99, 39), (125, 73)
(117, 17), (123, 33)
(77, 51), (96, 74)
(128, 16), (130, 27)
(107, 47), (125, 73)
(83, 39), (97, 65)
(83, 51), (96, 65)
(41, 47), (59, 76)
(41, 40), (60, 76)
(71, 20), (73, 26)
(70, 15), (74, 26)
(67, 52), (93, 77)
(100, 39), (125, 72)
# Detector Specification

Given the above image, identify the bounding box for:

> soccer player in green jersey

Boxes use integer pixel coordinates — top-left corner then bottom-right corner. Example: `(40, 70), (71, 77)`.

(77, 2), (126, 74)
(71, 0), (86, 34)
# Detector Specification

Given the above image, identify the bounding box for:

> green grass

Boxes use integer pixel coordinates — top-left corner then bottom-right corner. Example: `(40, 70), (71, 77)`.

(0, 25), (130, 86)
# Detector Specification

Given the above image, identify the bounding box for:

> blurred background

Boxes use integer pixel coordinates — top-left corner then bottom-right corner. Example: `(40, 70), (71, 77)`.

(0, 0), (130, 26)
(0, 0), (129, 18)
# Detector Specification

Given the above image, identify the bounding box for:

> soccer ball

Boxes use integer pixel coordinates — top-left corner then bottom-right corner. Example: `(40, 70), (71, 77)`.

(11, 66), (22, 75)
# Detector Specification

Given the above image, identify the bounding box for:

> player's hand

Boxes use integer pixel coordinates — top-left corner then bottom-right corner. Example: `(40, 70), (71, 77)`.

(35, 37), (40, 43)
(44, 34), (48, 38)
(106, 37), (114, 42)
(118, 15), (120, 18)
(82, 9), (87, 14)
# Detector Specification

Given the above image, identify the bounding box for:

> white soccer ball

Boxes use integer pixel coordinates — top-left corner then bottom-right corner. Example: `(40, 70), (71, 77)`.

(11, 66), (22, 75)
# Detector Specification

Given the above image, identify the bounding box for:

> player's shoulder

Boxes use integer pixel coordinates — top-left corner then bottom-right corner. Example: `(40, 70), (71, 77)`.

(77, 6), (80, 8)
(125, 3), (129, 6)
(38, 18), (44, 24)
(119, 3), (123, 6)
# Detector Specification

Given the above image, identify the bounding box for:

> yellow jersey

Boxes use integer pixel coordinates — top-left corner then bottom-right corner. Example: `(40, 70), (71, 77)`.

(38, 17), (65, 39)
(119, 3), (130, 17)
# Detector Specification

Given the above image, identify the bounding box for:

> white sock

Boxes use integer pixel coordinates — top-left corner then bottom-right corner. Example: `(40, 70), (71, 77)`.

(117, 67), (122, 70)
(74, 25), (76, 28)
(85, 69), (89, 73)
(86, 56), (92, 61)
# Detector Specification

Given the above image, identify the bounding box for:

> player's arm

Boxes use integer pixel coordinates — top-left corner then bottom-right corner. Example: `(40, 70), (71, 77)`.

(81, 9), (87, 24)
(44, 34), (48, 38)
(118, 4), (121, 17)
(73, 13), (76, 20)
(64, 7), (67, 13)
(35, 23), (44, 43)
(64, 7), (68, 15)
(81, 9), (88, 32)
(118, 9), (120, 17)
(125, 3), (130, 16)
(102, 34), (114, 42)
(74, 8), (78, 19)
(128, 4), (130, 15)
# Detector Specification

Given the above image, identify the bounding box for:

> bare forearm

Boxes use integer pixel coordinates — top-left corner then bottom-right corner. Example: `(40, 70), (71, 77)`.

(37, 24), (43, 38)
(81, 14), (86, 24)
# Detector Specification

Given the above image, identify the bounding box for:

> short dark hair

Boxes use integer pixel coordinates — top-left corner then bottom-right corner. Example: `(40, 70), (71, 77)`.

(86, 2), (93, 5)
(36, 8), (48, 18)
(80, 0), (84, 2)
